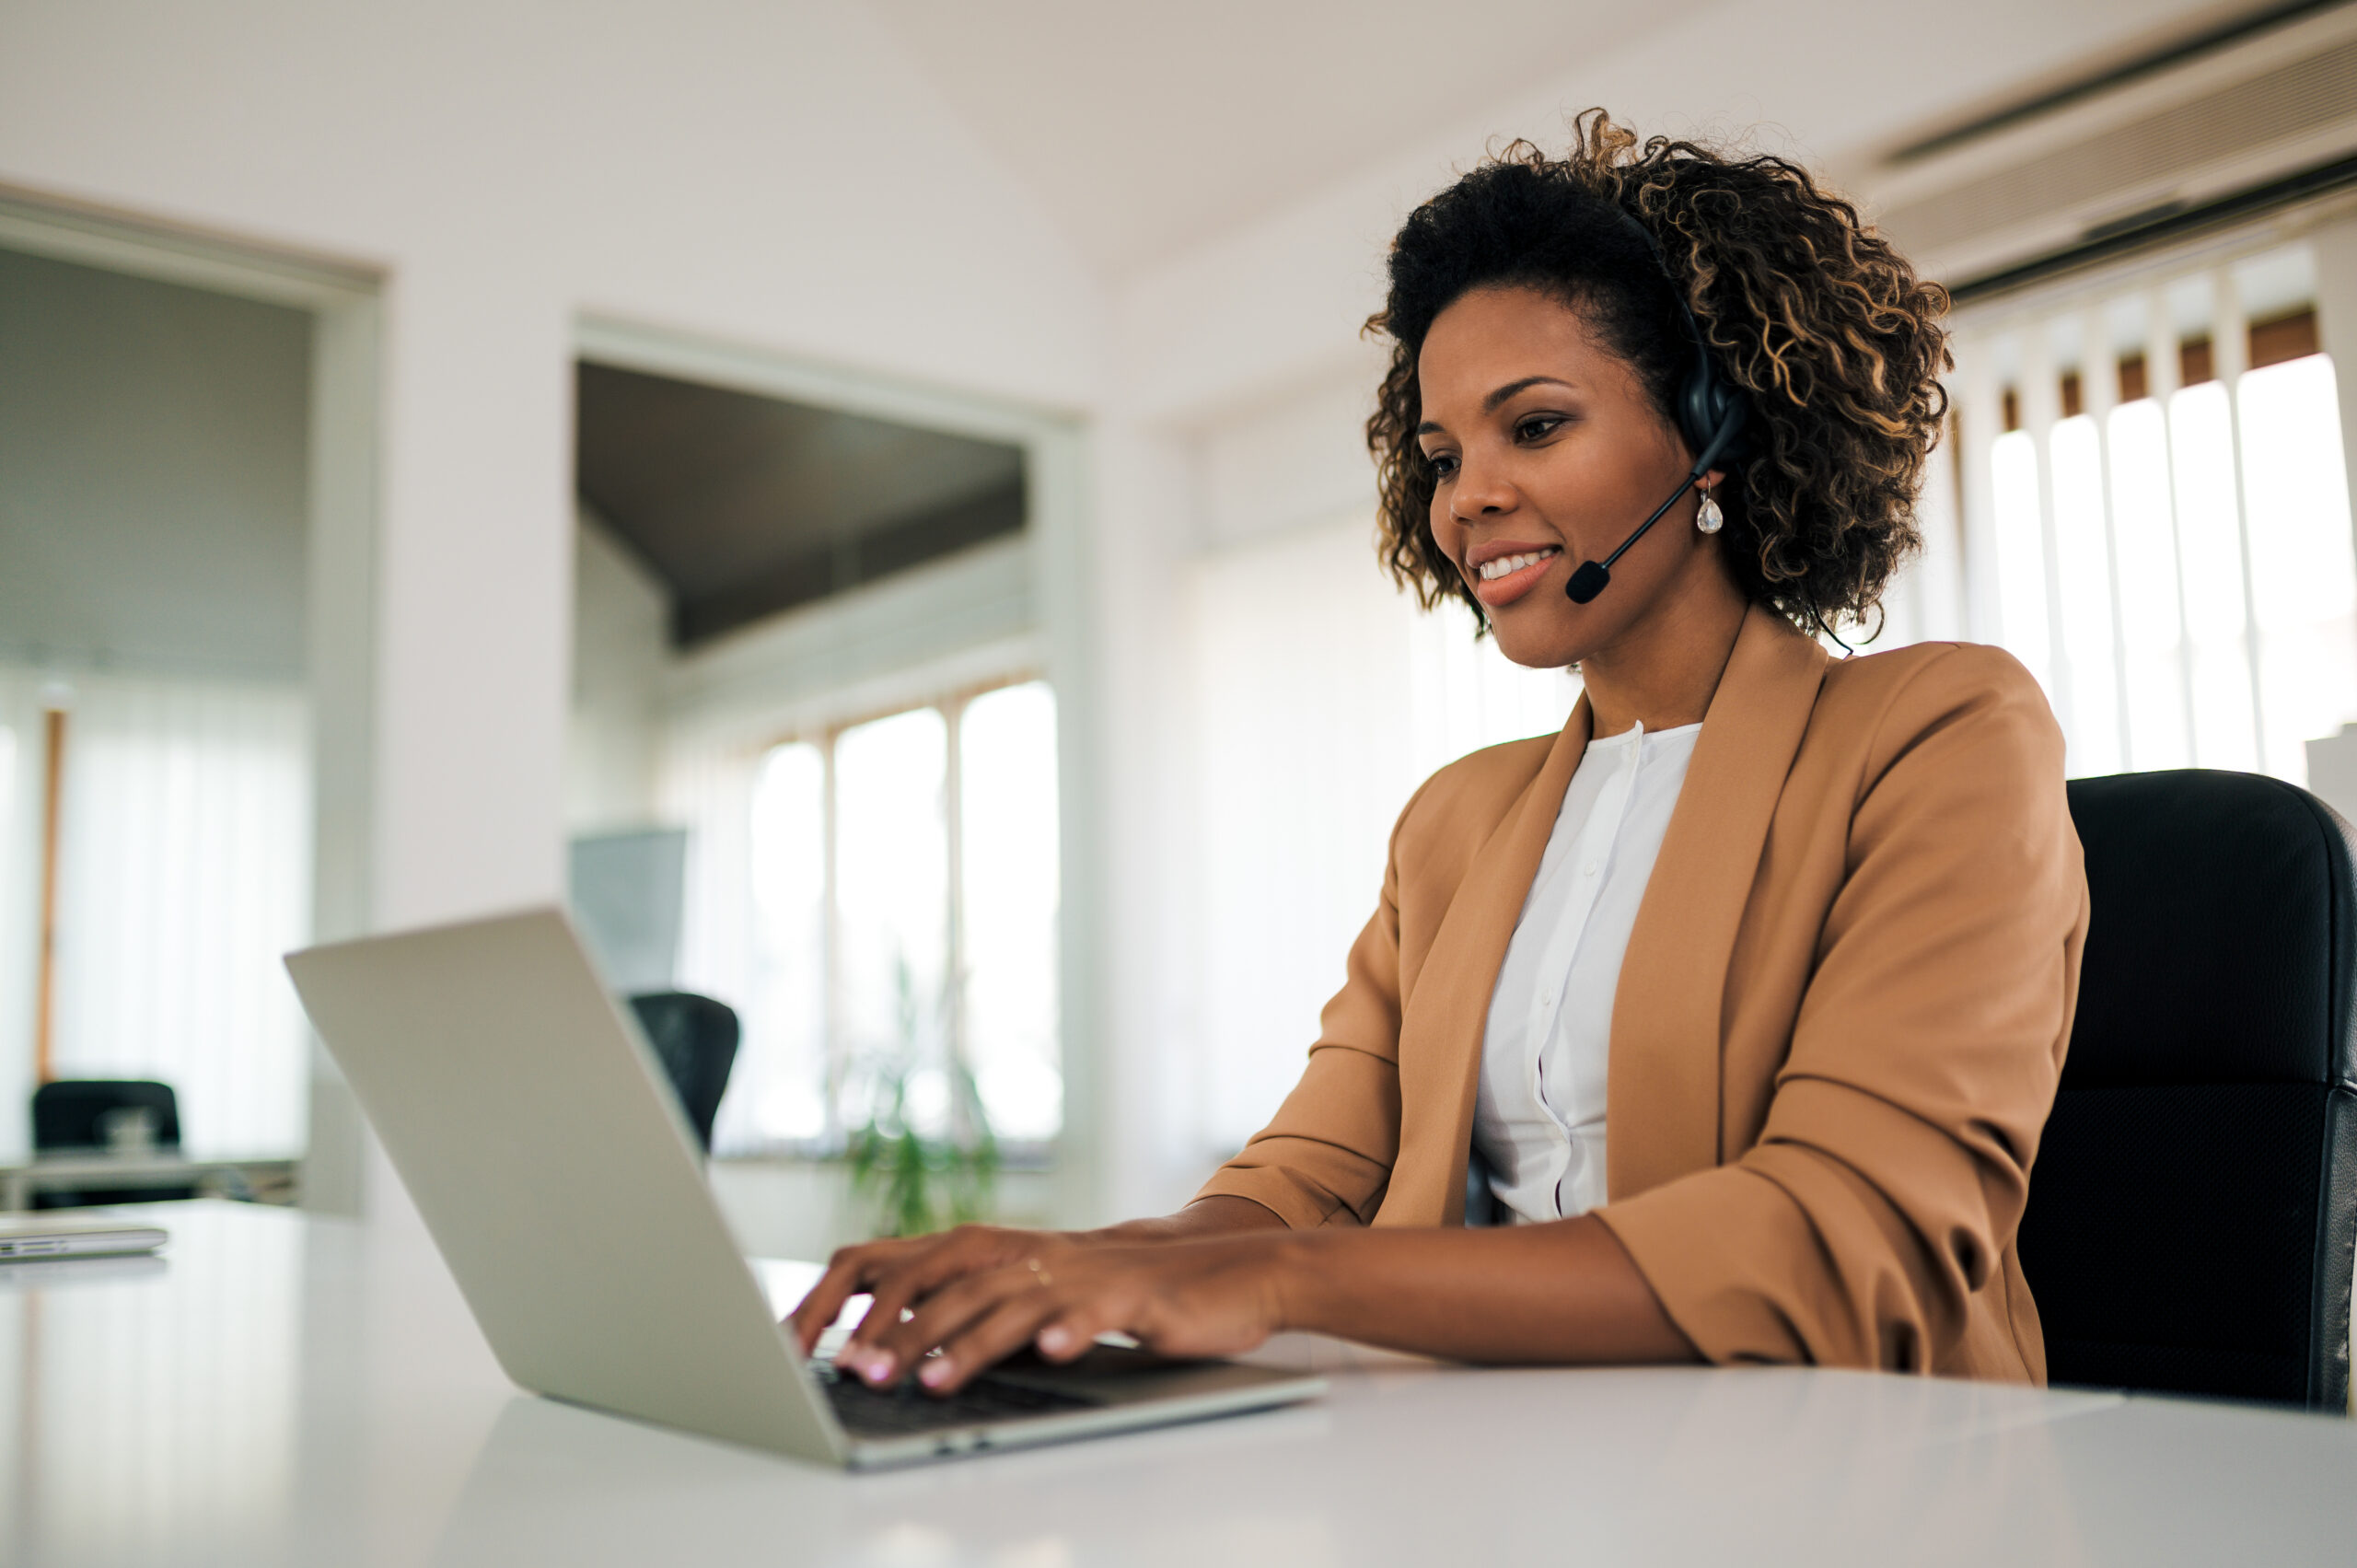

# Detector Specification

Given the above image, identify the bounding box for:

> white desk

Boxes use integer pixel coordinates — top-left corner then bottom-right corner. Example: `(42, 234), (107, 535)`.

(3, 1202), (2353, 1566)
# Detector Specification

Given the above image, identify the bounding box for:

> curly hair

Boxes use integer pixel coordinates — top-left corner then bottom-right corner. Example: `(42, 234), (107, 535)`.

(1367, 110), (1950, 637)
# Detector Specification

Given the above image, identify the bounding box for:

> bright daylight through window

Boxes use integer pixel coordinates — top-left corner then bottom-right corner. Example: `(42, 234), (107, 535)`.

(715, 679), (1060, 1156)
(1951, 242), (2357, 784)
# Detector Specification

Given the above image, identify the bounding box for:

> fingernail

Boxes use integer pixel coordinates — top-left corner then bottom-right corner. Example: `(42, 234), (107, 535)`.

(919, 1357), (952, 1388)
(863, 1351), (897, 1384)
(1038, 1326), (1072, 1354)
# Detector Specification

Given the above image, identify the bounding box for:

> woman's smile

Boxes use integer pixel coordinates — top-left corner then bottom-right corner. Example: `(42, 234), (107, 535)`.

(1466, 540), (1563, 607)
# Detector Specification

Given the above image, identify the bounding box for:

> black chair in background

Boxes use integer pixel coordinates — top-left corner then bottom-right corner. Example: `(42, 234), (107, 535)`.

(627, 992), (740, 1155)
(2019, 769), (2357, 1411)
(29, 1079), (198, 1208)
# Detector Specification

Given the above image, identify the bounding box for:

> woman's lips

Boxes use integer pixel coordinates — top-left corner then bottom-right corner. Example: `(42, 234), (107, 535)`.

(1471, 547), (1562, 608)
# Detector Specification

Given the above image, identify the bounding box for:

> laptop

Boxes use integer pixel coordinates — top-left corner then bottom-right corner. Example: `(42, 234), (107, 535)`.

(0, 1214), (168, 1261)
(284, 907), (1324, 1469)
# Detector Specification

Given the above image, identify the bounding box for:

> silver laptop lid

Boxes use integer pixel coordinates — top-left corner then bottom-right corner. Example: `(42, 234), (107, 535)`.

(285, 907), (845, 1464)
(0, 1214), (169, 1260)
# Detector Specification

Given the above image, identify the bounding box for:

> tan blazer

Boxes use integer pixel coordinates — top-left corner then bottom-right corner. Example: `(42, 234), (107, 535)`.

(1196, 604), (2089, 1381)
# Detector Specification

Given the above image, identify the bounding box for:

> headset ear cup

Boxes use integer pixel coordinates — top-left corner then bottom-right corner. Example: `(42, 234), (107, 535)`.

(1683, 377), (1716, 459)
(1679, 342), (1746, 465)
(1708, 385), (1747, 464)
(1694, 373), (1747, 467)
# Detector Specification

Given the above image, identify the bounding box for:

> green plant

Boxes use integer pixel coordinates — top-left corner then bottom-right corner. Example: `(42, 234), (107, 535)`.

(843, 958), (999, 1237)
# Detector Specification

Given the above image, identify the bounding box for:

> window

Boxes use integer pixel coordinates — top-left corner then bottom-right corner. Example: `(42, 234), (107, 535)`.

(1947, 242), (2357, 783)
(0, 668), (312, 1158)
(693, 679), (1060, 1155)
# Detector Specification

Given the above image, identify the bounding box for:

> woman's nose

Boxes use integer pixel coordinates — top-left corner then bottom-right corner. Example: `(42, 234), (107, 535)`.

(1449, 458), (1515, 521)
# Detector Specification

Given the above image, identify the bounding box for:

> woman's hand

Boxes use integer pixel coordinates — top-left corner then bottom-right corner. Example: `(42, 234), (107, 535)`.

(785, 1197), (1286, 1362)
(787, 1223), (1086, 1358)
(828, 1234), (1295, 1394)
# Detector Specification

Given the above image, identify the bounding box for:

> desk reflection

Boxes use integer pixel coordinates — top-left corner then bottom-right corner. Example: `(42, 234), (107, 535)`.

(1, 1208), (298, 1567)
(430, 1386), (1343, 1568)
(424, 1359), (2121, 1568)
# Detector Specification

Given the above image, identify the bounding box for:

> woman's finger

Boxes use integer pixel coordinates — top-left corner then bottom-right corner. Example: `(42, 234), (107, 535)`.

(853, 1261), (1039, 1386)
(831, 1226), (1037, 1364)
(795, 1226), (988, 1353)
(919, 1290), (1076, 1395)
(1030, 1289), (1129, 1363)
(788, 1238), (913, 1352)
(787, 1242), (877, 1346)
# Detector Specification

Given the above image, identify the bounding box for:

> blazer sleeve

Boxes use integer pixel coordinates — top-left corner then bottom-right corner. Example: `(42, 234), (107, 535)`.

(1594, 645), (2087, 1373)
(1189, 799), (1419, 1228)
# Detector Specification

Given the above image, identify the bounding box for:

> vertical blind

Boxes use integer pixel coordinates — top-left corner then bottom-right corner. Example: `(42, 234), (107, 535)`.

(0, 667), (311, 1159)
(1946, 241), (2357, 784)
(1184, 516), (1579, 1155)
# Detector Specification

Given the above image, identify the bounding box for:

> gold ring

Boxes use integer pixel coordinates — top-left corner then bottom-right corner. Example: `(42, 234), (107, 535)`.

(1026, 1258), (1054, 1289)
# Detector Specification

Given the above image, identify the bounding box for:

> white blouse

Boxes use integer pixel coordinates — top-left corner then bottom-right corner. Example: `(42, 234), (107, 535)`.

(1471, 719), (1701, 1224)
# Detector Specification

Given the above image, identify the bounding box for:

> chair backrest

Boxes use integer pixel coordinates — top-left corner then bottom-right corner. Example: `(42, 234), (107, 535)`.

(2018, 770), (2357, 1411)
(626, 992), (740, 1154)
(30, 1079), (181, 1153)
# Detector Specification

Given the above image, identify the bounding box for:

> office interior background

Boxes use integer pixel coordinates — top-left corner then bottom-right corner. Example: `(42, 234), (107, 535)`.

(5, 0), (2357, 1264)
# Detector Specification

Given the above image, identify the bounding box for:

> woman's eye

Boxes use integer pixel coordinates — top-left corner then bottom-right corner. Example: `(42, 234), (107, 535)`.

(1515, 414), (1563, 443)
(1423, 450), (1458, 479)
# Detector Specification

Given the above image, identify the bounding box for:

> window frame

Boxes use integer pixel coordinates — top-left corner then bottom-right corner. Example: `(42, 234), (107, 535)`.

(739, 671), (1060, 1165)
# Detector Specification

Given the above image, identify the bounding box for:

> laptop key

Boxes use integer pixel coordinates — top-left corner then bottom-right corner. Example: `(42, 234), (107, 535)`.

(819, 1363), (1097, 1436)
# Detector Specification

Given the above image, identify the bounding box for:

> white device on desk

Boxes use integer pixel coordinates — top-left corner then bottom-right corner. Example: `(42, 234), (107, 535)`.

(0, 1214), (168, 1260)
(284, 907), (1325, 1469)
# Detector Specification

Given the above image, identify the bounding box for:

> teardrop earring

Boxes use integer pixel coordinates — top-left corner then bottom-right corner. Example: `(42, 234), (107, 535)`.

(1695, 486), (1724, 535)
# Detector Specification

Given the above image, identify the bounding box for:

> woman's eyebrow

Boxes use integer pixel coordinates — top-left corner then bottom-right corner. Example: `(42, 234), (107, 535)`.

(1416, 375), (1578, 434)
(1481, 375), (1573, 412)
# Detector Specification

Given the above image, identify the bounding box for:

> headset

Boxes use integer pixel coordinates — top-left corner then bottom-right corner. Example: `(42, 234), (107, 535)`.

(1562, 207), (1750, 605)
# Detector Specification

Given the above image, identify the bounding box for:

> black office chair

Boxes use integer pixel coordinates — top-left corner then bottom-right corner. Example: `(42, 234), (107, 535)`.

(29, 1079), (198, 1209)
(626, 992), (740, 1155)
(2018, 769), (2357, 1411)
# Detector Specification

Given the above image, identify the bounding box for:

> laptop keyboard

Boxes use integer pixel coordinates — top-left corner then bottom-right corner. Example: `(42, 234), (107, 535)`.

(817, 1361), (1098, 1436)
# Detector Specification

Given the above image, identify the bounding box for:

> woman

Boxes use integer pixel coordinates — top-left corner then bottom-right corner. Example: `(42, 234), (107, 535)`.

(790, 113), (2088, 1390)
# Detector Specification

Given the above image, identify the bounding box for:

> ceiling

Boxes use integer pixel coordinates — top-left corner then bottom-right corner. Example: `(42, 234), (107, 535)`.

(868, 0), (2278, 280)
(575, 363), (1025, 647)
(867, 0), (1720, 276)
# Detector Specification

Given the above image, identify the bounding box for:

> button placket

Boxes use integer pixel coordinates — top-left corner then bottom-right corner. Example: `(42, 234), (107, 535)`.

(1537, 721), (1650, 1207)
(1526, 726), (1644, 1056)
(1523, 726), (1649, 1214)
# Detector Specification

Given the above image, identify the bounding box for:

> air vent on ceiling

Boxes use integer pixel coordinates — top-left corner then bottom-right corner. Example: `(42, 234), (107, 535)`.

(1860, 4), (2357, 286)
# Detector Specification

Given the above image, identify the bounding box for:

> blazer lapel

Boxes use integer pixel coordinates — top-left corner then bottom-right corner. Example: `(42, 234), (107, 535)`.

(1376, 697), (1593, 1227)
(1608, 604), (1828, 1199)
